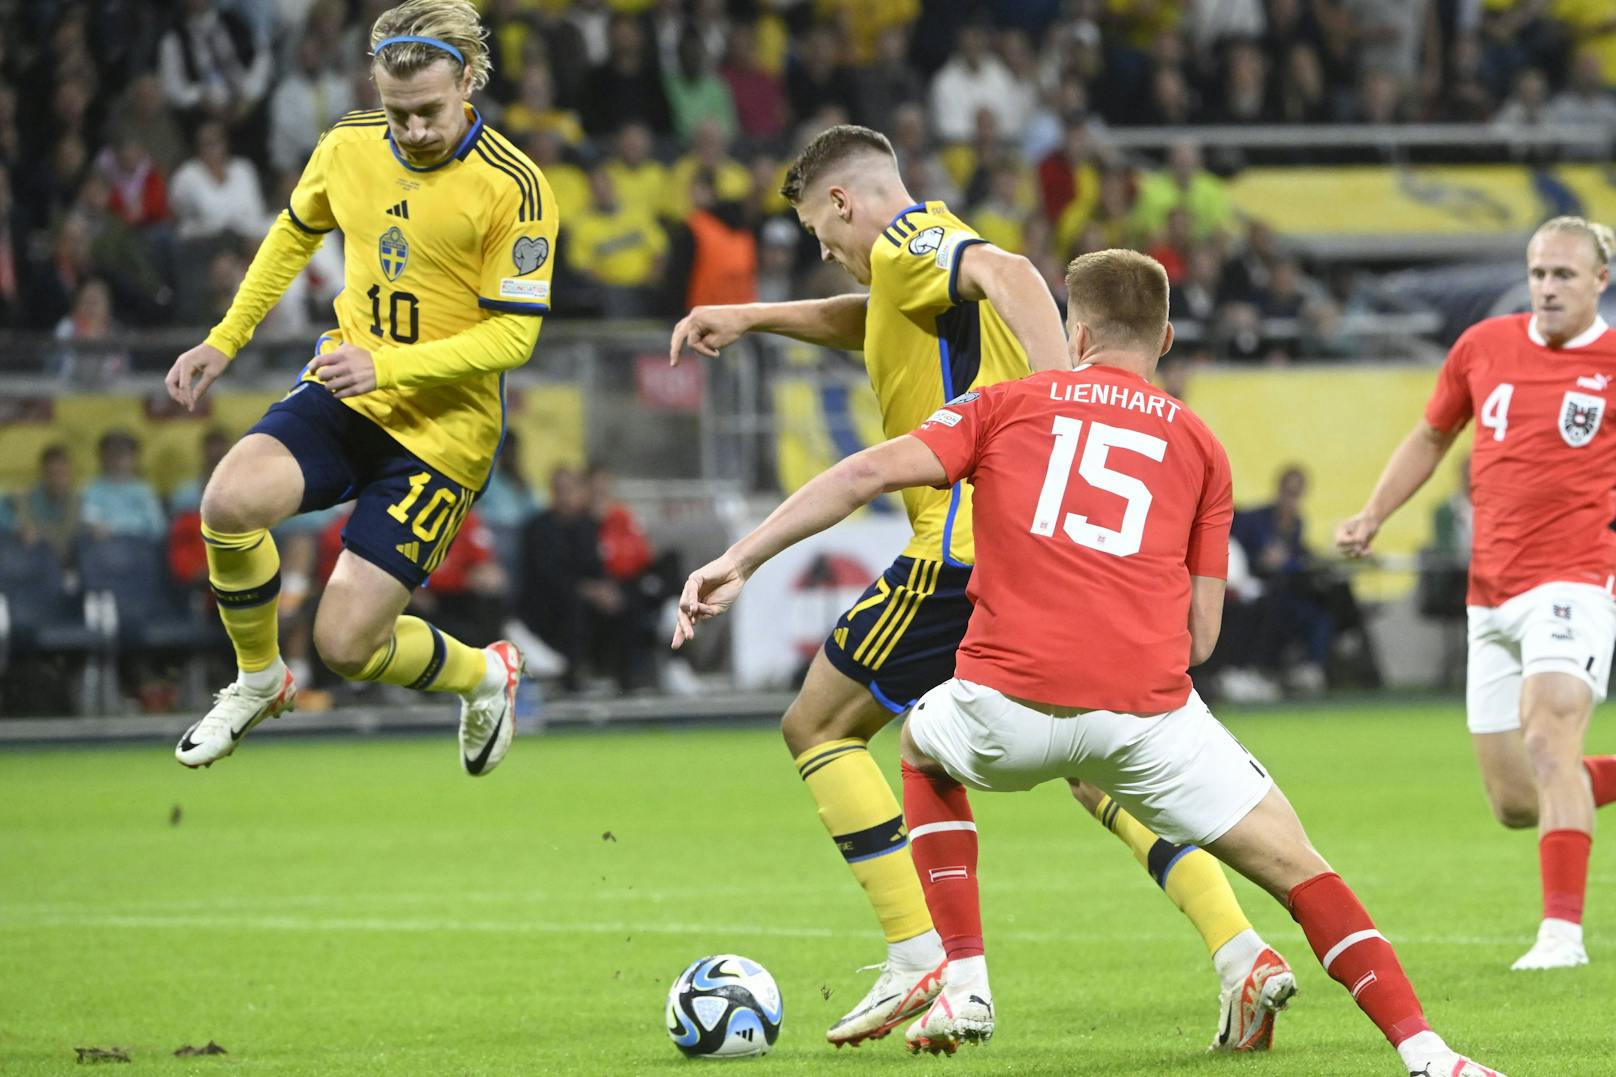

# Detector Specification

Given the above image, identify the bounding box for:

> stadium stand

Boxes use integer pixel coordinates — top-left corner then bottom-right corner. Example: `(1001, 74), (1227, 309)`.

(1, 0), (1614, 715)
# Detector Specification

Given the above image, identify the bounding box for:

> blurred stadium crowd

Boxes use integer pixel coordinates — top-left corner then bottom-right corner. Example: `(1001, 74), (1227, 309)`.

(1, 0), (1614, 714)
(0, 0), (1611, 361)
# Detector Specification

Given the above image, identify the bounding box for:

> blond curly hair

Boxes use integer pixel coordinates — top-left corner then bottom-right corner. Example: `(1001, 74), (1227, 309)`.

(370, 0), (491, 91)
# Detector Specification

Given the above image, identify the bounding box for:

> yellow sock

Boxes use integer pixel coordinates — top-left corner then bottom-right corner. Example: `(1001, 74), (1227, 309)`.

(1092, 794), (1251, 956)
(203, 524), (282, 673)
(354, 615), (486, 694)
(796, 738), (932, 944)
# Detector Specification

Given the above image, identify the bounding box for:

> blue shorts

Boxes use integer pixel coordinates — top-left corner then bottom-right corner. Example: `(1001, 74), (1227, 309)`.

(822, 555), (974, 714)
(248, 382), (475, 589)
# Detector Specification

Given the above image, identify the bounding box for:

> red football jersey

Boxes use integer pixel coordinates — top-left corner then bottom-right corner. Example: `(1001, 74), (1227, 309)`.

(911, 364), (1233, 713)
(1424, 314), (1616, 607)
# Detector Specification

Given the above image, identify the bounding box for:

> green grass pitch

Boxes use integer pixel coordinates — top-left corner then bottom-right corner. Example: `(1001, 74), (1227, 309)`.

(2, 700), (1613, 1075)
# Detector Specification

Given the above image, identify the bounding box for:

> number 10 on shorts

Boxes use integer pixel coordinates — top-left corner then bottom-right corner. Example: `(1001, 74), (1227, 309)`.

(1031, 416), (1167, 558)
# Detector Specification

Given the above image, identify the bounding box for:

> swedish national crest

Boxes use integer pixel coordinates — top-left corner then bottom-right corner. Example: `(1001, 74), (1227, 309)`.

(1559, 390), (1605, 448)
(379, 225), (409, 282)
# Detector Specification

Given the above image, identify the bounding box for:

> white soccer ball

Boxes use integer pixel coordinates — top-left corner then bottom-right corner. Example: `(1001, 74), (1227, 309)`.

(664, 954), (783, 1058)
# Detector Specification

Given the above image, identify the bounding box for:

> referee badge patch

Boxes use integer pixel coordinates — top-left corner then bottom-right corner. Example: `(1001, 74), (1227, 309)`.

(378, 226), (409, 281)
(512, 235), (549, 275)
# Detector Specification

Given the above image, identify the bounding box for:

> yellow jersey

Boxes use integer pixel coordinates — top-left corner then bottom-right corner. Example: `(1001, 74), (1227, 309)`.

(864, 201), (1030, 564)
(283, 107), (557, 489)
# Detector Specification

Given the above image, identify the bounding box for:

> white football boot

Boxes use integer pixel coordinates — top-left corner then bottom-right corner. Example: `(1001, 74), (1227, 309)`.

(1405, 1051), (1509, 1077)
(904, 967), (993, 1055)
(459, 641), (523, 776)
(175, 666), (298, 768)
(1209, 944), (1297, 1051)
(1510, 918), (1588, 970)
(826, 958), (945, 1047)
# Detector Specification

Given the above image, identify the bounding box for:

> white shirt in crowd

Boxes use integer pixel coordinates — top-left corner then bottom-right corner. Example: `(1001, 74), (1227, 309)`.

(169, 156), (266, 241)
(268, 68), (355, 173)
(929, 54), (1032, 143)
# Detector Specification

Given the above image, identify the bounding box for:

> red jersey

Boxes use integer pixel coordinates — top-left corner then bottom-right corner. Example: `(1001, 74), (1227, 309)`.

(1424, 313), (1616, 607)
(911, 364), (1233, 713)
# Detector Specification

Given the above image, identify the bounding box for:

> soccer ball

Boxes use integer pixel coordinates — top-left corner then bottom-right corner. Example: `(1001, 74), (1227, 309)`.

(664, 954), (783, 1058)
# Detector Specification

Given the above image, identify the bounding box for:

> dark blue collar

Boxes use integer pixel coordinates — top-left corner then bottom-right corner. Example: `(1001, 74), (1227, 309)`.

(887, 201), (927, 230)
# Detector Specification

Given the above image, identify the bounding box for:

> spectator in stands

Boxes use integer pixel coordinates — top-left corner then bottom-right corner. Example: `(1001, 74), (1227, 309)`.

(720, 21), (787, 142)
(169, 121), (265, 242)
(1037, 121), (1101, 226)
(665, 27), (737, 144)
(1055, 161), (1136, 257)
(158, 0), (272, 128)
(888, 102), (961, 207)
(106, 73), (187, 175)
(1142, 64), (1199, 126)
(1492, 66), (1552, 128)
(676, 171), (757, 311)
(521, 130), (589, 233)
(786, 25), (853, 134)
(755, 216), (800, 303)
(1189, 0), (1267, 51)
(14, 444), (80, 561)
(1276, 43), (1333, 124)
(1132, 139), (1232, 243)
(567, 165), (668, 318)
(1212, 39), (1275, 124)
(850, 26), (923, 135)
(968, 161), (1031, 255)
(96, 133), (170, 230)
(1145, 206), (1195, 283)
(929, 20), (1026, 143)
(1352, 67), (1415, 125)
(267, 30), (355, 174)
(502, 65), (584, 147)
(588, 462), (676, 693)
(581, 14), (671, 138)
(28, 213), (98, 330)
(1547, 48), (1616, 154)
(169, 427), (232, 514)
(604, 123), (668, 222)
(1438, 33), (1499, 123)
(80, 430), (165, 541)
(1259, 257), (1312, 320)
(477, 429), (540, 532)
(1298, 296), (1365, 359)
(0, 164), (23, 329)
(666, 118), (752, 221)
(647, 0), (728, 79)
(1170, 244), (1226, 327)
(52, 278), (127, 377)
(21, 133), (89, 226)
(518, 465), (627, 694)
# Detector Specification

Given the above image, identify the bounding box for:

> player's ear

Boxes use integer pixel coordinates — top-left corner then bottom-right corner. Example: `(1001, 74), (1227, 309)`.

(828, 185), (851, 222)
(1159, 322), (1175, 358)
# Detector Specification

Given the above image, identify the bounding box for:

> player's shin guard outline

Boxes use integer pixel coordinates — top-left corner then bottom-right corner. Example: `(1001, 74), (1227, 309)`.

(202, 523), (282, 673)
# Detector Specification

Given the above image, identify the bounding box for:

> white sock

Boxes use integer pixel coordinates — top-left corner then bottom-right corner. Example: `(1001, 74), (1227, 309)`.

(946, 954), (990, 992)
(887, 928), (943, 972)
(238, 658), (286, 693)
(1541, 917), (1584, 943)
(1395, 1029), (1448, 1070)
(1211, 928), (1267, 990)
(470, 649), (504, 699)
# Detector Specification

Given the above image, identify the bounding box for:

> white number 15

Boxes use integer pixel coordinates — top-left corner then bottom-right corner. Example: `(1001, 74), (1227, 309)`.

(1030, 416), (1167, 557)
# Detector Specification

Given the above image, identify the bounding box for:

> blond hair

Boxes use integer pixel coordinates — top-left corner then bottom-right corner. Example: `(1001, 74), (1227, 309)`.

(1064, 250), (1171, 351)
(1532, 215), (1615, 268)
(780, 124), (895, 203)
(370, 0), (491, 91)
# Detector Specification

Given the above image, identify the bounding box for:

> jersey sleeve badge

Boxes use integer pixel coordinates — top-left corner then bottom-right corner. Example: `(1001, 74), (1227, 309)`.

(512, 235), (549, 276)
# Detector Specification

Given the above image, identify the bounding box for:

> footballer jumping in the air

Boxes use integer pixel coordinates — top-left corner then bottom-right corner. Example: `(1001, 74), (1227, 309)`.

(163, 0), (555, 776)
(675, 250), (1506, 1077)
(1338, 216), (1616, 971)
(669, 125), (1293, 1050)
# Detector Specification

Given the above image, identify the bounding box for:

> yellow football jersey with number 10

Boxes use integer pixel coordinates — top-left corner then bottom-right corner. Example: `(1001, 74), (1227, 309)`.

(288, 106), (557, 489)
(864, 201), (1031, 565)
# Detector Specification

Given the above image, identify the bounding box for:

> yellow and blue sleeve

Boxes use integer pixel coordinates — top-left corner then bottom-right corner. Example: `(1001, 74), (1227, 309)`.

(871, 210), (984, 320)
(476, 158), (558, 316)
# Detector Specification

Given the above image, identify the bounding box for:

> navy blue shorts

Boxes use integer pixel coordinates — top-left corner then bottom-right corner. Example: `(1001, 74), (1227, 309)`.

(249, 382), (475, 589)
(822, 555), (974, 714)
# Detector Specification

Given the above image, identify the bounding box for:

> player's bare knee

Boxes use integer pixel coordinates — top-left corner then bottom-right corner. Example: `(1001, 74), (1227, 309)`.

(781, 697), (848, 756)
(199, 479), (261, 534)
(313, 622), (383, 681)
(1490, 796), (1539, 829)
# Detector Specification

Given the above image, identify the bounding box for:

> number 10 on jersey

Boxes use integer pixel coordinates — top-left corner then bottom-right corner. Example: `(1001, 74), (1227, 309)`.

(1031, 416), (1167, 557)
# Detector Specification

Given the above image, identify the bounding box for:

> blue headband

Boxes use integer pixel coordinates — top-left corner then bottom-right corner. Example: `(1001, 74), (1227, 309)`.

(374, 35), (465, 66)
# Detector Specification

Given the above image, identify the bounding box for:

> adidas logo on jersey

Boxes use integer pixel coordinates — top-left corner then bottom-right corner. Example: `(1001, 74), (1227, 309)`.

(385, 200), (410, 219)
(395, 541), (420, 563)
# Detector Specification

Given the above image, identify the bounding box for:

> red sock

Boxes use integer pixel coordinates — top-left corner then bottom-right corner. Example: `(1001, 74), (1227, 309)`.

(1288, 872), (1430, 1047)
(901, 761), (982, 960)
(1585, 756), (1616, 808)
(1540, 829), (1592, 924)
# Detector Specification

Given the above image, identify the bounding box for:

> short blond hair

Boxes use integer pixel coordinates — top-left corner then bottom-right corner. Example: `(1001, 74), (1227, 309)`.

(780, 124), (895, 203)
(370, 0), (491, 91)
(1064, 250), (1170, 351)
(1532, 215), (1615, 268)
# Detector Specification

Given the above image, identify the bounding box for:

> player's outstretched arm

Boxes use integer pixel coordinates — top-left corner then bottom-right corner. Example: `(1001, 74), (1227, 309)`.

(669, 294), (868, 364)
(954, 244), (1070, 372)
(673, 435), (947, 647)
(1335, 419), (1457, 558)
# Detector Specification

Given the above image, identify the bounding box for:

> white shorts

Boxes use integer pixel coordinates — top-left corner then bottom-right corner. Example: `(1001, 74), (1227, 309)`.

(907, 679), (1275, 848)
(1466, 581), (1616, 735)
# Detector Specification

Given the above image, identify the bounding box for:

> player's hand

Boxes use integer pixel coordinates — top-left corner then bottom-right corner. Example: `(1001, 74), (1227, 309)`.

(672, 554), (748, 648)
(1334, 512), (1380, 559)
(165, 342), (231, 411)
(669, 305), (752, 365)
(307, 344), (378, 399)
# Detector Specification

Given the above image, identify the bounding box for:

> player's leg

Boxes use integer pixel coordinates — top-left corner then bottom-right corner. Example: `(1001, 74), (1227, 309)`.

(176, 432), (310, 767)
(319, 464), (523, 777)
(799, 557), (954, 1046)
(1067, 778), (1288, 1051)
(1465, 605), (1540, 827)
(1205, 789), (1505, 1076)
